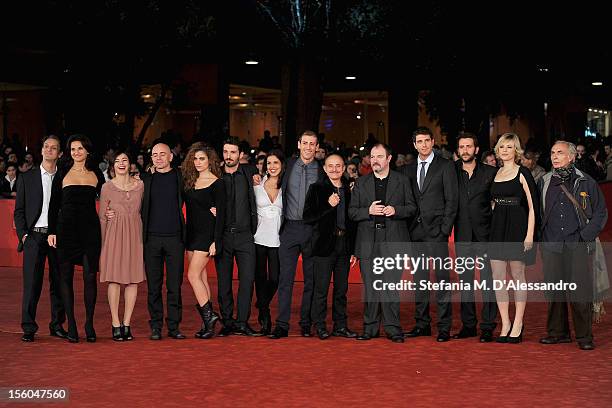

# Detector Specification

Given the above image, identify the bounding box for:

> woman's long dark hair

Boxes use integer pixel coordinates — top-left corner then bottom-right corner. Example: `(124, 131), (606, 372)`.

(60, 134), (97, 172)
(262, 149), (285, 189)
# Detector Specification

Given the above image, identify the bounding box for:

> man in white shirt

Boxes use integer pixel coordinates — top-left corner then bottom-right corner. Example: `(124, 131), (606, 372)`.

(14, 135), (67, 342)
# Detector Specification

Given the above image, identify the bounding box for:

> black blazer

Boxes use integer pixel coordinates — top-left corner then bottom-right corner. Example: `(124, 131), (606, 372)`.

(348, 170), (416, 259)
(281, 156), (325, 221)
(14, 167), (45, 251)
(453, 160), (497, 242)
(303, 177), (356, 257)
(141, 169), (187, 243)
(1, 176), (17, 197)
(401, 155), (458, 240)
(227, 164), (258, 235)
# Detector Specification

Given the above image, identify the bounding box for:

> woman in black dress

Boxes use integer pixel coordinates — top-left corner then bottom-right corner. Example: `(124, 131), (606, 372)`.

(489, 133), (539, 344)
(182, 142), (225, 339)
(47, 135), (105, 343)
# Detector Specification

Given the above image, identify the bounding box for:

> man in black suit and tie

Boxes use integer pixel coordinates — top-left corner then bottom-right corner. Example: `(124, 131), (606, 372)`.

(452, 133), (498, 342)
(14, 135), (67, 342)
(402, 127), (458, 342)
(269, 130), (325, 339)
(349, 143), (416, 343)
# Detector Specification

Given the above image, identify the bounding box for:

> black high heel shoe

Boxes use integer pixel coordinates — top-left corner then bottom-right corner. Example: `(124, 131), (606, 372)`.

(122, 325), (133, 341)
(508, 324), (524, 344)
(496, 323), (513, 344)
(112, 325), (124, 341)
(258, 312), (272, 336)
(67, 324), (79, 343)
(85, 324), (96, 343)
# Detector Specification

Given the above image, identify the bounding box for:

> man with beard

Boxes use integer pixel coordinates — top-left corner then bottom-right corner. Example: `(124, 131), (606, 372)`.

(538, 141), (607, 350)
(349, 143), (416, 343)
(452, 133), (498, 342)
(401, 127), (458, 342)
(216, 137), (259, 336)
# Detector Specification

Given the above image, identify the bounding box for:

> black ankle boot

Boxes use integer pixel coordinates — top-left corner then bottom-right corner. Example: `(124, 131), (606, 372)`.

(112, 325), (124, 341)
(195, 302), (220, 339)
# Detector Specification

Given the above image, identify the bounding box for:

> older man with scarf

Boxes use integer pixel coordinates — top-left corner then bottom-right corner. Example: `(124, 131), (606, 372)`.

(538, 141), (607, 350)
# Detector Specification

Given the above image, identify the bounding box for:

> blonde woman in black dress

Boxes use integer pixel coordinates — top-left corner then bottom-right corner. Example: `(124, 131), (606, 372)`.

(182, 143), (226, 339)
(489, 133), (539, 344)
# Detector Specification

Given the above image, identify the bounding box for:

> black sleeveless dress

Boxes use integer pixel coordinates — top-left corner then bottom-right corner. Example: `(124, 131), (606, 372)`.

(48, 168), (104, 271)
(184, 179), (226, 252)
(489, 167), (538, 264)
(56, 186), (102, 269)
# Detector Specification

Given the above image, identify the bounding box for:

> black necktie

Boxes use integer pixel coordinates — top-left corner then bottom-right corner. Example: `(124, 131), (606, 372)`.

(419, 162), (427, 192)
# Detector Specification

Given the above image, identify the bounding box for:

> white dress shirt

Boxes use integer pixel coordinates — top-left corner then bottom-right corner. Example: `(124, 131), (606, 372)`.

(34, 164), (57, 228)
(417, 151), (435, 188)
(253, 177), (283, 247)
(5, 175), (16, 191)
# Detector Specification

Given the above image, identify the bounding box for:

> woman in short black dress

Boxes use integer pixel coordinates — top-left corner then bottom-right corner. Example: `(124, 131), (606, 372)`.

(489, 133), (538, 344)
(182, 142), (225, 339)
(48, 135), (105, 343)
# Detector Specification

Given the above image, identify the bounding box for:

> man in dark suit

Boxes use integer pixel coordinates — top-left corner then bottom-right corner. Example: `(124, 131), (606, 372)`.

(452, 133), (498, 342)
(401, 127), (458, 342)
(140, 142), (187, 340)
(215, 137), (260, 336)
(269, 130), (325, 339)
(14, 135), (67, 342)
(303, 153), (358, 340)
(349, 143), (416, 343)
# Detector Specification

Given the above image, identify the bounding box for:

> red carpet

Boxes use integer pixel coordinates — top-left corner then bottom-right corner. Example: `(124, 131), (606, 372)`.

(1, 266), (611, 407)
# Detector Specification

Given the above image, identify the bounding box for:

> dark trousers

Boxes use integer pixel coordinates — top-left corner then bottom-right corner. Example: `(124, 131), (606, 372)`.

(542, 244), (593, 342)
(144, 234), (184, 331)
(311, 236), (350, 330)
(59, 256), (96, 335)
(455, 240), (497, 331)
(255, 244), (279, 316)
(411, 236), (452, 333)
(359, 235), (402, 337)
(215, 231), (256, 325)
(21, 231), (65, 334)
(276, 220), (314, 330)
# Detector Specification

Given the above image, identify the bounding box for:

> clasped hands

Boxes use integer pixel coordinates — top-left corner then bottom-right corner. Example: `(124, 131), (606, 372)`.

(368, 200), (395, 217)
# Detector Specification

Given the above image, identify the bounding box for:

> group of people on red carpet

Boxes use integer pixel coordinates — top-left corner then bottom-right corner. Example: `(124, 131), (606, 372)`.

(14, 128), (607, 350)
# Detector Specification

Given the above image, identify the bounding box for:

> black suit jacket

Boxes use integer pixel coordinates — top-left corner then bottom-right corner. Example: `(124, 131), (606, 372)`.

(14, 167), (45, 252)
(453, 160), (497, 242)
(303, 177), (356, 257)
(349, 170), (416, 259)
(281, 156), (325, 221)
(1, 176), (17, 197)
(401, 155), (458, 240)
(224, 164), (258, 235)
(141, 169), (186, 243)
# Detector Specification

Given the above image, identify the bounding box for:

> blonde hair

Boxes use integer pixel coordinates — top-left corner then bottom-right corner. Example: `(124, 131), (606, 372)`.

(494, 133), (524, 163)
